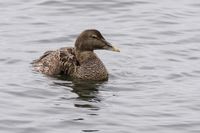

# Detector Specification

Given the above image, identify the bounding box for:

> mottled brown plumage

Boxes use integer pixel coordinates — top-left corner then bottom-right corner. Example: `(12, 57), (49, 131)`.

(32, 29), (120, 81)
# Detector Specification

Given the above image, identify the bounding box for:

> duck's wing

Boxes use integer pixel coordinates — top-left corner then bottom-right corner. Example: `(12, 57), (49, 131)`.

(32, 47), (77, 76)
(32, 50), (63, 75)
(32, 50), (54, 65)
(59, 47), (78, 75)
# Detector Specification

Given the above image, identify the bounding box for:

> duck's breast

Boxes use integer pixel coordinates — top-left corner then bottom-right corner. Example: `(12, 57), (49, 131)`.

(74, 58), (108, 81)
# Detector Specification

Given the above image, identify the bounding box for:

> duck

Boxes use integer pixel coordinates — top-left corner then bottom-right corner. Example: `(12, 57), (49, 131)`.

(32, 29), (120, 81)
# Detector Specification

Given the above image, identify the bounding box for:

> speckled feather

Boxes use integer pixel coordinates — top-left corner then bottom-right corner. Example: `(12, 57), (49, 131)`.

(32, 47), (77, 76)
(73, 52), (108, 80)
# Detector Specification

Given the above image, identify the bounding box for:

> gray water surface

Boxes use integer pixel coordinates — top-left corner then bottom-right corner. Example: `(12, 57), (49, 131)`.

(1, 0), (200, 133)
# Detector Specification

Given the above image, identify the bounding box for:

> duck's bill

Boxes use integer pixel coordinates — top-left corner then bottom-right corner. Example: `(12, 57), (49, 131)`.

(103, 40), (120, 52)
(104, 45), (120, 52)
(111, 46), (120, 52)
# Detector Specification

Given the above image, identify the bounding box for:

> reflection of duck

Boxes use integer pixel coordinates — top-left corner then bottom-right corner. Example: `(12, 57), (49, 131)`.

(54, 79), (105, 109)
(71, 80), (104, 102)
(33, 29), (120, 81)
(54, 79), (104, 102)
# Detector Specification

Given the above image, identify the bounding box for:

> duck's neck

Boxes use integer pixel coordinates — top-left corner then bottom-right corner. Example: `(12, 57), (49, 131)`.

(75, 49), (98, 65)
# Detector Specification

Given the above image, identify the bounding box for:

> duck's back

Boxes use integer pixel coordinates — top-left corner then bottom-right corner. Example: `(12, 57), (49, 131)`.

(32, 47), (76, 76)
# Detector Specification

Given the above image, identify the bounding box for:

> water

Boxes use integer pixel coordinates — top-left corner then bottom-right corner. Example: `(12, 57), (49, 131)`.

(1, 0), (200, 132)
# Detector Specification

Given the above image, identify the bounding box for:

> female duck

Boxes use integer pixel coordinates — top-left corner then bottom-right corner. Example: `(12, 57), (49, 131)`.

(33, 29), (120, 81)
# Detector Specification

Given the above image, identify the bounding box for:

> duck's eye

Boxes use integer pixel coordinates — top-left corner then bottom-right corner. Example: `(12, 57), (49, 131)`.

(91, 35), (98, 39)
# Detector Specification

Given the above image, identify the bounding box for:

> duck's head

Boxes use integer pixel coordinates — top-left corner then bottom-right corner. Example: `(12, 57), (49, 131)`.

(75, 29), (120, 52)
